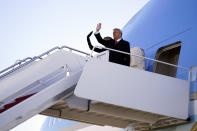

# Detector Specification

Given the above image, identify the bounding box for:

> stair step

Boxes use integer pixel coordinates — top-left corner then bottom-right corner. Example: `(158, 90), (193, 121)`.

(0, 93), (36, 113)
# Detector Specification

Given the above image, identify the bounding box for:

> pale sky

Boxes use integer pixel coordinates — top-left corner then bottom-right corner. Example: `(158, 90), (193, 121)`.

(0, 0), (149, 131)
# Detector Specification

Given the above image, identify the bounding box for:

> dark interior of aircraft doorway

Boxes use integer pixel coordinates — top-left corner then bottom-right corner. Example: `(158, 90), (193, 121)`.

(153, 42), (181, 77)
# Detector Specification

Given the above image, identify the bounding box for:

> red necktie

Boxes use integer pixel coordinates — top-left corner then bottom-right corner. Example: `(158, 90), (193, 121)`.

(115, 40), (117, 46)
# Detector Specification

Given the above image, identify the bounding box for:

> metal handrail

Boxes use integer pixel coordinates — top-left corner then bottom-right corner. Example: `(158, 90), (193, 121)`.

(0, 57), (33, 75)
(91, 46), (190, 82)
(0, 45), (90, 80)
(36, 46), (61, 59)
(91, 46), (189, 71)
(61, 45), (90, 56)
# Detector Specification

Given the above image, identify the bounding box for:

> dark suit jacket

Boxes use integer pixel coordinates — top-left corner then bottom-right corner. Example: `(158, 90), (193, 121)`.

(87, 31), (106, 53)
(95, 33), (130, 66)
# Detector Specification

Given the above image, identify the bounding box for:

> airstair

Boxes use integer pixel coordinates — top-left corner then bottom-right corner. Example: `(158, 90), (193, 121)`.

(0, 46), (192, 131)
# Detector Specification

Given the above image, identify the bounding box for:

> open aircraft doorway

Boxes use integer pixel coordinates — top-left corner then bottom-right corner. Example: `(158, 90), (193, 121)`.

(153, 42), (181, 78)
